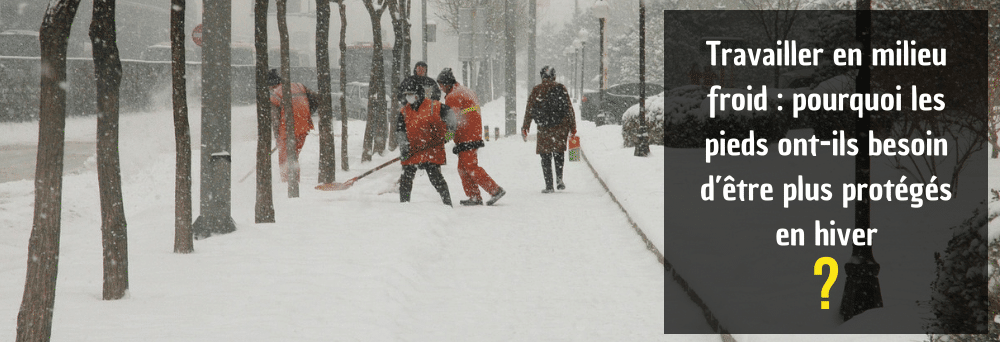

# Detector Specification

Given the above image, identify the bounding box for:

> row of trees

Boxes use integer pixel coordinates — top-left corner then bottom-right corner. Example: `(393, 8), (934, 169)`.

(17, 0), (129, 341)
(15, 0), (425, 340)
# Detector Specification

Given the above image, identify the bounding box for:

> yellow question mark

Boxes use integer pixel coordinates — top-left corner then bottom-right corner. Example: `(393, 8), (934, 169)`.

(814, 257), (838, 310)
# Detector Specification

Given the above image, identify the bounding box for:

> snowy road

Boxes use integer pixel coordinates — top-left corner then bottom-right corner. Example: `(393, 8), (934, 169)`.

(0, 142), (94, 183)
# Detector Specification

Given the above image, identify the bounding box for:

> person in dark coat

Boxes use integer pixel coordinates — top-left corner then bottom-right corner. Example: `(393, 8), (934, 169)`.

(395, 80), (454, 206)
(396, 61), (441, 106)
(522, 66), (577, 193)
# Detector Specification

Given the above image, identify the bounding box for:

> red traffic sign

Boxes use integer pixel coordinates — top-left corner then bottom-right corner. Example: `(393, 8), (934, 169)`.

(192, 24), (203, 47)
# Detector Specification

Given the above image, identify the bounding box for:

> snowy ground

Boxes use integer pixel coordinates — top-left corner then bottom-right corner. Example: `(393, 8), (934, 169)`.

(0, 88), (985, 341)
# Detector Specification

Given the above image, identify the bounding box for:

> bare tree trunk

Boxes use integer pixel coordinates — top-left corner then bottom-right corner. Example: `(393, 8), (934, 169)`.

(388, 1), (409, 152)
(16, 1), (81, 340)
(171, 0), (194, 253)
(743, 0), (801, 87)
(402, 0), (411, 80)
(254, 0), (275, 222)
(90, 0), (129, 301)
(317, 0), (336, 183)
(991, 130), (1000, 158)
(339, 0), (350, 171)
(278, 0), (299, 197)
(503, 0), (516, 135)
(362, 0), (390, 161)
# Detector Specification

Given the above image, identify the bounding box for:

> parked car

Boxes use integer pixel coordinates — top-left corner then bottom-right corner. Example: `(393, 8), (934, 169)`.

(341, 81), (395, 121)
(268, 48), (310, 68)
(580, 82), (665, 126)
(231, 42), (256, 66)
(344, 82), (370, 120)
(140, 42), (199, 62)
(328, 91), (343, 115)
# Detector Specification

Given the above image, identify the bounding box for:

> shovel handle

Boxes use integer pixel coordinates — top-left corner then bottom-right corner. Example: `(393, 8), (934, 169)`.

(349, 156), (402, 183)
(238, 145), (280, 183)
(317, 139), (447, 189)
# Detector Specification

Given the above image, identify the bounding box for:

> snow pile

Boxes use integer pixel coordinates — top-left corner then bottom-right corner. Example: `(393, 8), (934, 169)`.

(621, 91), (668, 147)
(621, 85), (792, 148)
(925, 203), (990, 335)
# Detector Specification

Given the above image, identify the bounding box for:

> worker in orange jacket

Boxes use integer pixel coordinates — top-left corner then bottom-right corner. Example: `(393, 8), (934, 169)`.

(436, 68), (506, 206)
(395, 80), (454, 206)
(268, 69), (315, 182)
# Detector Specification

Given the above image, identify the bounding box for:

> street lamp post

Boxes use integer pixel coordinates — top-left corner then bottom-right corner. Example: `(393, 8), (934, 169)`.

(840, 0), (882, 321)
(572, 40), (581, 100)
(593, 0), (609, 125)
(422, 0), (427, 63)
(528, 0), (537, 88)
(564, 46), (575, 97)
(504, 0), (516, 136)
(635, 0), (650, 157)
(578, 28), (588, 103)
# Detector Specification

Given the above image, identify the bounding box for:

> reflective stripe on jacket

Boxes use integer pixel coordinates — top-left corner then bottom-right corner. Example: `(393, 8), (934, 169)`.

(443, 83), (483, 145)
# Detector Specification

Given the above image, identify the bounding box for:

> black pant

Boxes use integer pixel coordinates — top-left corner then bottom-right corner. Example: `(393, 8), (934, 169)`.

(399, 163), (452, 206)
(540, 152), (565, 190)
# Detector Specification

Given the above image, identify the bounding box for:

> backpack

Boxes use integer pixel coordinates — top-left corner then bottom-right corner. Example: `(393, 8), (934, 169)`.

(532, 86), (567, 128)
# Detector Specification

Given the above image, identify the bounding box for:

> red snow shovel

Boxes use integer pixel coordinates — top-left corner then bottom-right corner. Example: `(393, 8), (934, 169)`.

(315, 140), (446, 191)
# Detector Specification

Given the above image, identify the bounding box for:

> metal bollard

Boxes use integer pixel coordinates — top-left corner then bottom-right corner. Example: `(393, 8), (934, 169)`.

(484, 125), (490, 141)
(495, 127), (500, 140)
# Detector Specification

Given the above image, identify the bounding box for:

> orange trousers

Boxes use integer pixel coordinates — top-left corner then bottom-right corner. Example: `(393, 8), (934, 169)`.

(457, 149), (500, 201)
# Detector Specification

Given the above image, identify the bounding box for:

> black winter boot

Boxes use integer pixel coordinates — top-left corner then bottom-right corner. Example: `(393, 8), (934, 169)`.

(541, 153), (554, 192)
(555, 152), (565, 190)
(425, 164), (453, 207)
(399, 165), (417, 202)
(486, 188), (506, 206)
(460, 198), (483, 206)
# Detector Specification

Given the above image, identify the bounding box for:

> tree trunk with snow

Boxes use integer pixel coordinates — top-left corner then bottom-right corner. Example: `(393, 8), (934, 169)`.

(339, 0), (350, 171)
(316, 0), (337, 183)
(361, 0), (390, 161)
(17, 0), (82, 340)
(388, 0), (410, 152)
(254, 0), (276, 222)
(277, 0), (299, 197)
(90, 0), (129, 301)
(171, 0), (194, 252)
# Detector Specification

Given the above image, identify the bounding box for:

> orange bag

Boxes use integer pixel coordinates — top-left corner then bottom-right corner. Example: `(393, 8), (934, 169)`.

(567, 135), (581, 162)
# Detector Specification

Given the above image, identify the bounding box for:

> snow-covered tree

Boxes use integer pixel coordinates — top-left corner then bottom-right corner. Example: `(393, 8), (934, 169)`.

(925, 204), (989, 337)
(90, 0), (130, 301)
(740, 0), (807, 87)
(254, 0), (277, 222)
(316, 0), (338, 182)
(172, 0), (195, 251)
(278, 0), (301, 197)
(17, 0), (83, 340)
(387, 0), (412, 151)
(360, 0), (390, 162)
(337, 0), (350, 171)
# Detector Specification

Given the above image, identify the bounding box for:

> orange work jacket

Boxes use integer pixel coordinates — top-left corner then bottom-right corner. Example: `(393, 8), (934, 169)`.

(270, 83), (314, 137)
(399, 99), (447, 166)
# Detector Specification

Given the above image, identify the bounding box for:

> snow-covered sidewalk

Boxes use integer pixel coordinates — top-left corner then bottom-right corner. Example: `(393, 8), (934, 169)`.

(0, 103), (710, 340)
